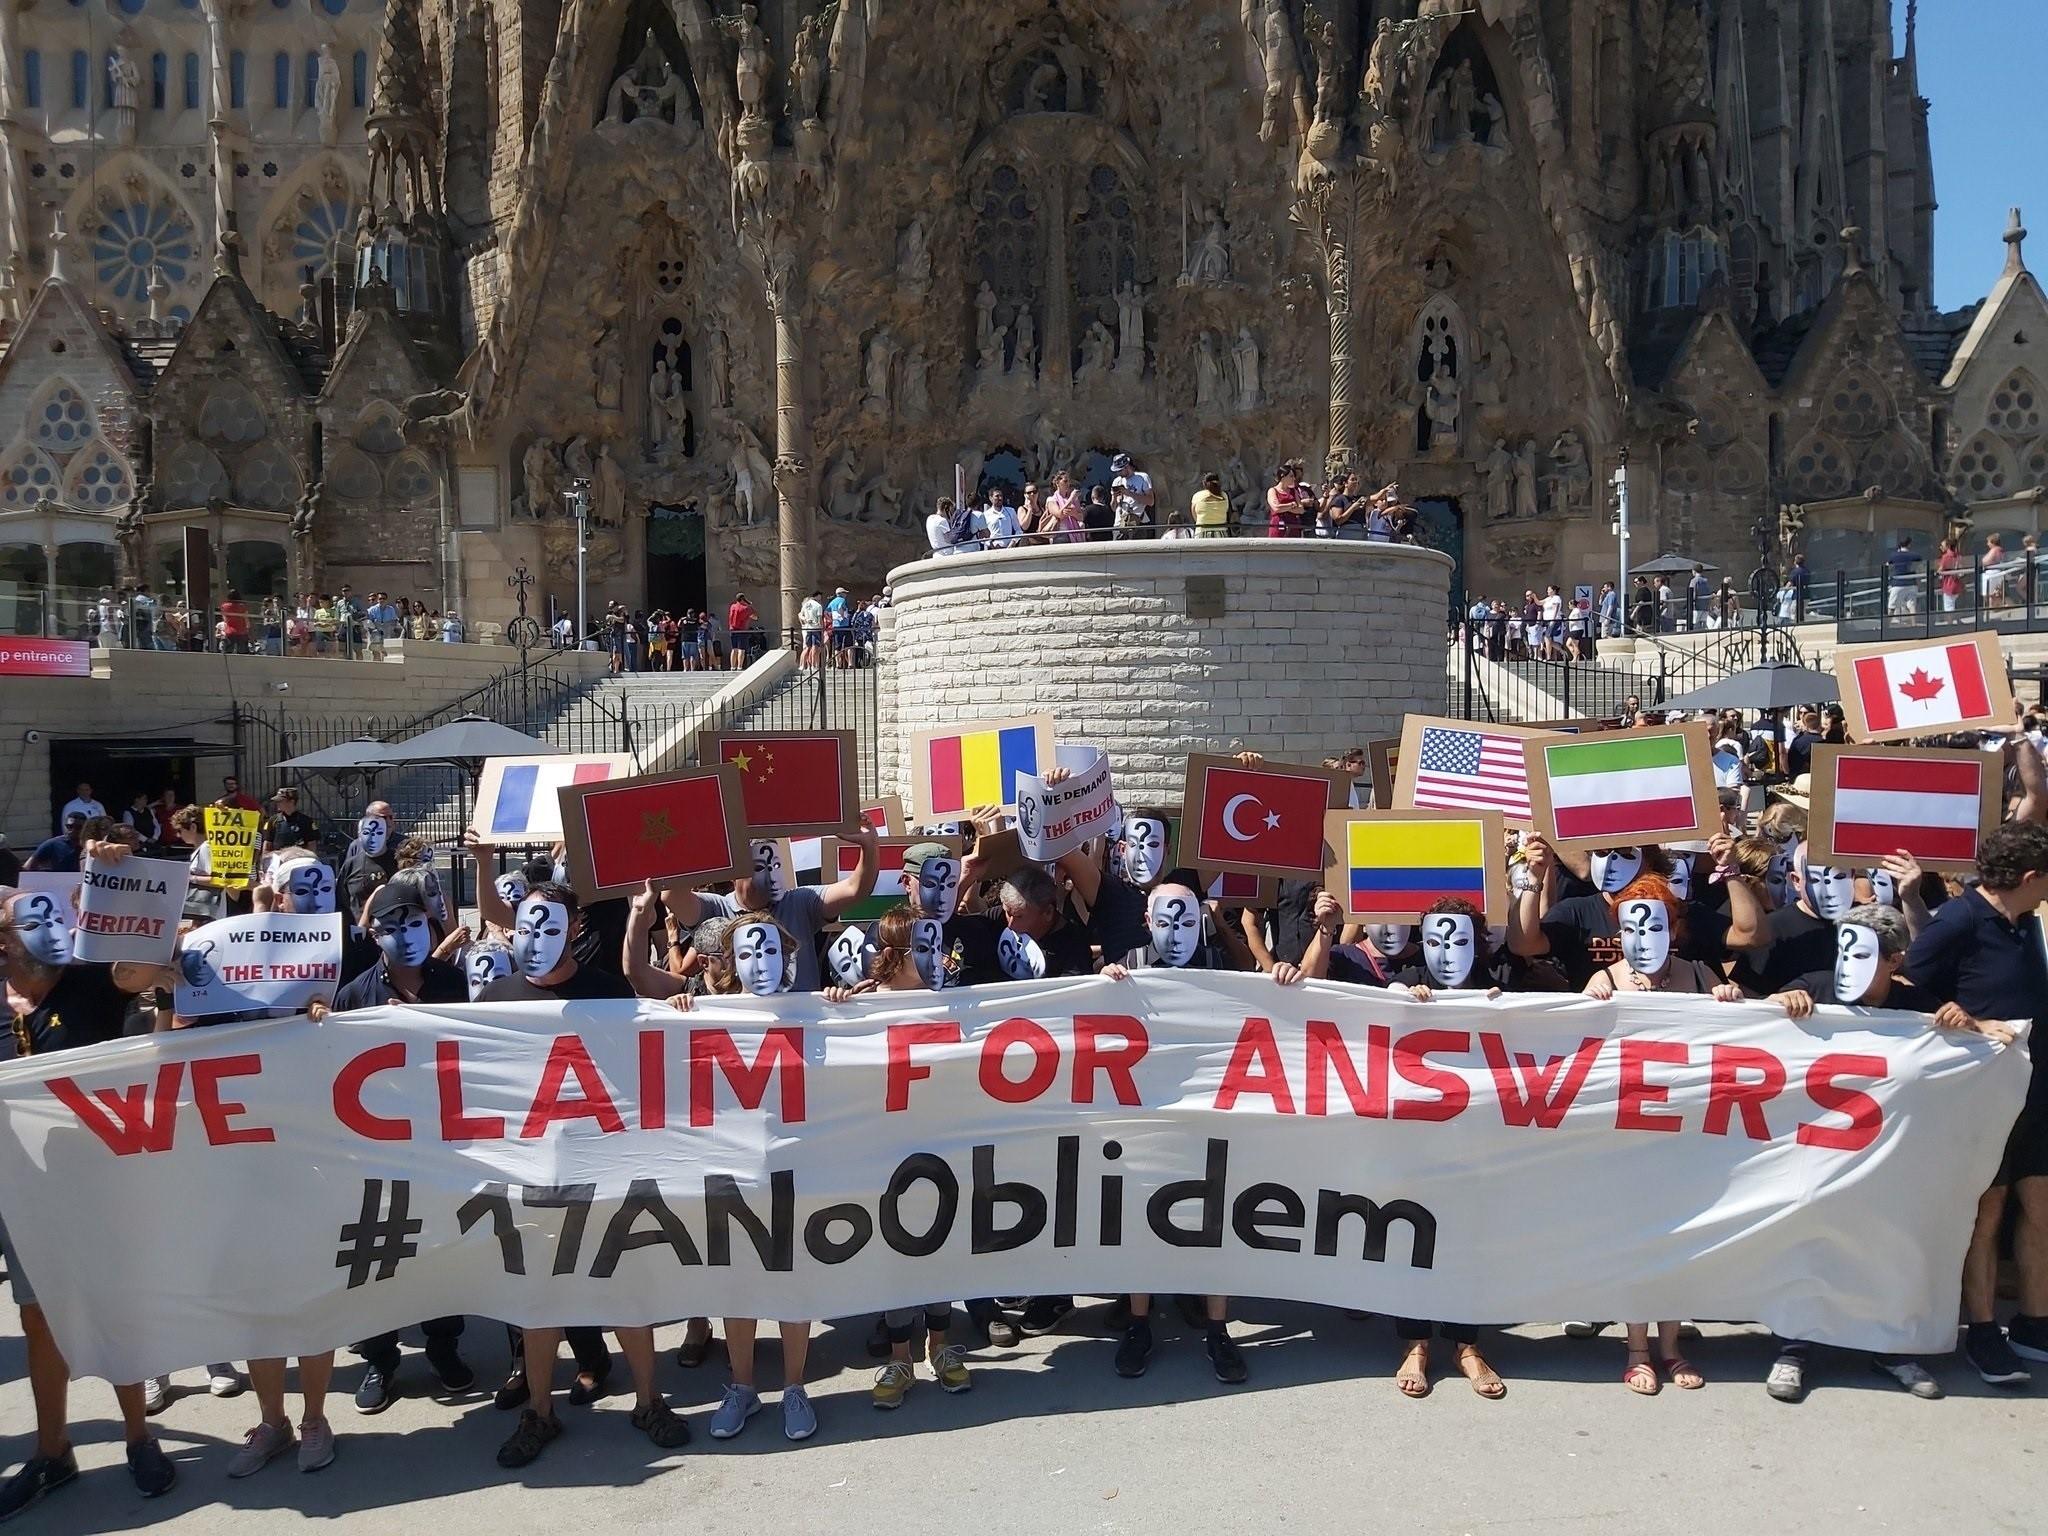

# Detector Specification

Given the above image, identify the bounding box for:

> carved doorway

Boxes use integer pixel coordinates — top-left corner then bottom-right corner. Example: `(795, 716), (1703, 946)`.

(1411, 495), (1465, 624)
(645, 501), (707, 617)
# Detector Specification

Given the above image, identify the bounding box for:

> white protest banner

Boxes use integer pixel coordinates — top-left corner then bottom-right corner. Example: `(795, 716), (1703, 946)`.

(173, 912), (343, 1018)
(72, 854), (190, 964)
(1013, 749), (1115, 862)
(0, 975), (2025, 1383)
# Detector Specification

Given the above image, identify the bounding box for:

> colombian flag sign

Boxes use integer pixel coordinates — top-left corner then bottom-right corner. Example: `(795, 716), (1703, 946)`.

(908, 715), (1056, 822)
(1323, 809), (1507, 923)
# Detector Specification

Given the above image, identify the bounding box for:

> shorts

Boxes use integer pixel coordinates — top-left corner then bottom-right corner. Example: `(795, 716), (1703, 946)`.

(1994, 1100), (2048, 1187)
(804, 629), (823, 647)
(832, 630), (853, 650)
(0, 1212), (34, 1308)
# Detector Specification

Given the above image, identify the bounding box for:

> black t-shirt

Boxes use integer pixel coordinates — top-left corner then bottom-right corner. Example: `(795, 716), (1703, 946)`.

(1737, 904), (1835, 994)
(1789, 967), (1939, 1013)
(340, 848), (399, 919)
(939, 912), (1008, 987)
(265, 810), (318, 850)
(479, 963), (637, 1002)
(573, 897), (631, 974)
(11, 962), (131, 1056)
(333, 957), (467, 1011)
(339, 931), (381, 988)
(1029, 917), (1096, 979)
(1267, 880), (1320, 967)
(1541, 894), (1731, 989)
(1083, 869), (1149, 961)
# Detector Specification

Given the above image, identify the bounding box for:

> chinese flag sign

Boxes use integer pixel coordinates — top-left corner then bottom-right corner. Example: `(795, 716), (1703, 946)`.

(559, 767), (749, 901)
(699, 730), (860, 837)
(1180, 755), (1351, 878)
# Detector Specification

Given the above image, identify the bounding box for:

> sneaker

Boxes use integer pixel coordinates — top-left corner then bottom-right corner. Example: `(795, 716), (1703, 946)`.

(226, 1419), (294, 1479)
(125, 1438), (176, 1499)
(1765, 1353), (1806, 1403)
(425, 1341), (475, 1394)
(207, 1365), (246, 1398)
(493, 1370), (530, 1411)
(1207, 1327), (1248, 1385)
(353, 1362), (396, 1415)
(930, 1342), (972, 1393)
(143, 1375), (171, 1416)
(1562, 1321), (1612, 1339)
(967, 1299), (1018, 1348)
(1872, 1359), (1945, 1400)
(1114, 1319), (1153, 1379)
(2008, 1315), (2048, 1364)
(297, 1418), (336, 1473)
(495, 1408), (561, 1469)
(865, 1316), (893, 1360)
(1964, 1323), (2033, 1387)
(871, 1360), (914, 1409)
(0, 1448), (79, 1521)
(630, 1398), (691, 1450)
(1019, 1296), (1074, 1336)
(782, 1385), (817, 1441)
(708, 1383), (761, 1439)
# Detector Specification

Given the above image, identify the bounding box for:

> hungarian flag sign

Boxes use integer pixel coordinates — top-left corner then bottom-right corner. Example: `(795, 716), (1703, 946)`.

(1180, 754), (1351, 878)
(1807, 745), (1999, 874)
(908, 715), (1056, 822)
(1324, 809), (1506, 922)
(823, 834), (963, 921)
(1525, 724), (1717, 852)
(556, 767), (748, 901)
(472, 754), (636, 843)
(1834, 631), (2013, 743)
(699, 729), (861, 838)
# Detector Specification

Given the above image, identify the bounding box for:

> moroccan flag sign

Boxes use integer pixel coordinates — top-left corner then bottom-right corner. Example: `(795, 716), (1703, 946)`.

(472, 754), (635, 843)
(556, 766), (748, 902)
(823, 834), (964, 921)
(698, 729), (861, 838)
(908, 715), (1056, 822)
(1807, 744), (1999, 874)
(1834, 631), (2012, 743)
(1324, 809), (1506, 922)
(1180, 754), (1352, 879)
(1524, 723), (1717, 852)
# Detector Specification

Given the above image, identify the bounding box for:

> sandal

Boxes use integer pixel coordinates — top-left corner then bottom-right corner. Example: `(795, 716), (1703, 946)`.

(1657, 1355), (1705, 1390)
(1624, 1354), (1660, 1395)
(1395, 1342), (1431, 1399)
(1455, 1345), (1506, 1400)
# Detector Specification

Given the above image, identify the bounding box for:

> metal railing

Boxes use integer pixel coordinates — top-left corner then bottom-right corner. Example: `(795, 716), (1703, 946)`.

(1449, 618), (1808, 725)
(1827, 558), (2048, 642)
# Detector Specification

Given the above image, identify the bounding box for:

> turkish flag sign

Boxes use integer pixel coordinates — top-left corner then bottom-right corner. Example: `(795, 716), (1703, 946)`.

(558, 767), (749, 901)
(1835, 631), (2013, 743)
(697, 730), (861, 837)
(1180, 754), (1353, 878)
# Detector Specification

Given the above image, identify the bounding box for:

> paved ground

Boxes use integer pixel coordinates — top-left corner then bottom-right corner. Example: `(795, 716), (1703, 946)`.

(2, 1304), (2042, 1534)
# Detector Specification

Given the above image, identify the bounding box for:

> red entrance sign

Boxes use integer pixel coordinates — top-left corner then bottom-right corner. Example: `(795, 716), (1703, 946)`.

(0, 639), (91, 677)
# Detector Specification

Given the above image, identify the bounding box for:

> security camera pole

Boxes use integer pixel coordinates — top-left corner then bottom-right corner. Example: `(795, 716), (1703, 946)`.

(563, 479), (592, 651)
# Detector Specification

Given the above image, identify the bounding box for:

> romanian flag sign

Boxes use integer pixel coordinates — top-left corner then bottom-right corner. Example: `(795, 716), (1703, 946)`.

(823, 834), (963, 922)
(1323, 809), (1507, 923)
(699, 729), (861, 838)
(1523, 723), (1718, 853)
(907, 715), (1056, 823)
(471, 754), (636, 844)
(556, 766), (748, 902)
(1806, 744), (2000, 874)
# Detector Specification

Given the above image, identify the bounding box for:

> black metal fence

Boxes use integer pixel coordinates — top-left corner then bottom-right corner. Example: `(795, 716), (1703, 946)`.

(1449, 624), (1809, 725)
(1825, 559), (2048, 643)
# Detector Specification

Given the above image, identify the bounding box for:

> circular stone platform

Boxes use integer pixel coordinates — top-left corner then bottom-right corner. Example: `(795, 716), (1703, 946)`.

(876, 539), (1454, 810)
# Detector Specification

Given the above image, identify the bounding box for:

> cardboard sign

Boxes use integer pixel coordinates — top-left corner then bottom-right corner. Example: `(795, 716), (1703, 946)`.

(174, 912), (342, 1018)
(471, 754), (637, 844)
(1392, 715), (1553, 826)
(1523, 723), (1720, 854)
(73, 854), (190, 964)
(1323, 809), (1508, 924)
(204, 807), (262, 888)
(907, 714), (1057, 822)
(699, 729), (862, 838)
(1366, 737), (1401, 809)
(1832, 631), (2013, 744)
(1177, 754), (1351, 879)
(1805, 744), (2001, 875)
(555, 767), (748, 902)
(1014, 749), (1116, 862)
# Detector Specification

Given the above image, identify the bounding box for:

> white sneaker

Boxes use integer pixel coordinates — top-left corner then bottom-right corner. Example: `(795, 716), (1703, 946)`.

(1873, 1359), (1944, 1400)
(208, 1365), (246, 1398)
(1561, 1321), (1611, 1339)
(142, 1376), (170, 1415)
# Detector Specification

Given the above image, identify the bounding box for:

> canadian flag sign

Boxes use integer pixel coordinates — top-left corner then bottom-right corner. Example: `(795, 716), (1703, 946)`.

(1833, 631), (2013, 743)
(1178, 754), (1352, 879)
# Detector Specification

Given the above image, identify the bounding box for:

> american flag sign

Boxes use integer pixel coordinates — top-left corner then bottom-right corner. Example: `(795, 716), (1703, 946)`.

(1410, 724), (1534, 820)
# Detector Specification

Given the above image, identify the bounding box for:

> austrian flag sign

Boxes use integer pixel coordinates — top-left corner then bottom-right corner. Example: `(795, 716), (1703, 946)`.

(1179, 754), (1352, 878)
(1833, 631), (2013, 743)
(1806, 744), (2000, 874)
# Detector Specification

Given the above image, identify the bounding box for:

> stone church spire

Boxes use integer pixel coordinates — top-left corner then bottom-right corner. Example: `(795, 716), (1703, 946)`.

(357, 0), (447, 324)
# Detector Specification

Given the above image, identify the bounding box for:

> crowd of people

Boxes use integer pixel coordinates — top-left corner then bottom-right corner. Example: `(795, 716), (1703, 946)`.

(3, 697), (2047, 1515)
(49, 585), (471, 656)
(585, 592), (885, 675)
(925, 454), (1426, 555)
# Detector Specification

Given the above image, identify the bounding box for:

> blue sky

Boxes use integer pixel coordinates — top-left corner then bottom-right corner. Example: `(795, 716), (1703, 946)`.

(1903, 2), (2048, 311)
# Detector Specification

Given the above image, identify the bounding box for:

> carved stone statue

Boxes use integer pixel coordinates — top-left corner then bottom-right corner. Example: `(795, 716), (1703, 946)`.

(1077, 319), (1114, 383)
(706, 326), (732, 408)
(789, 14), (824, 125)
(1548, 429), (1590, 517)
(594, 326), (622, 410)
(1472, 318), (1511, 410)
(1186, 204), (1230, 285)
(649, 359), (691, 455)
(1257, 0), (1309, 147)
(1232, 326), (1261, 412)
(900, 348), (930, 420)
(608, 30), (680, 125)
(520, 436), (560, 521)
(1011, 310), (1037, 378)
(895, 218), (931, 298)
(1513, 438), (1541, 522)
(1309, 18), (1342, 126)
(315, 44), (343, 145)
(1484, 438), (1515, 521)
(1196, 331), (1226, 411)
(727, 418), (773, 526)
(734, 2), (771, 116)
(1224, 453), (1253, 517)
(974, 282), (1003, 373)
(822, 454), (864, 522)
(108, 47), (141, 142)
(1361, 18), (1397, 118)
(862, 328), (897, 416)
(593, 442), (627, 527)
(1115, 284), (1144, 375)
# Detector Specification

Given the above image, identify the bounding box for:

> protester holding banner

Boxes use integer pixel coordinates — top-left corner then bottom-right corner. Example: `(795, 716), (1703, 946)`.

(0, 885), (177, 1514)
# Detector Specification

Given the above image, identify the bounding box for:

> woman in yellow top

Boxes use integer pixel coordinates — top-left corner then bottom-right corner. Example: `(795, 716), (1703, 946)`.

(1191, 472), (1232, 537)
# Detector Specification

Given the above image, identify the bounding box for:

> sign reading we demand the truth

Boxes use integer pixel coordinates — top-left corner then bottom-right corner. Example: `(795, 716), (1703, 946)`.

(0, 973), (2024, 1383)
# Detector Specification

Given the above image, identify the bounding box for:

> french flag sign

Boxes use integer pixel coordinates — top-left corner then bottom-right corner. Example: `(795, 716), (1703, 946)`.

(1834, 632), (2014, 744)
(470, 754), (637, 844)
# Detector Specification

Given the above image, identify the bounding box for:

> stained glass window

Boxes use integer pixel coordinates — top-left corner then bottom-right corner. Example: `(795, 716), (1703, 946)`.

(91, 198), (197, 301)
(290, 196), (355, 280)
(32, 384), (92, 450)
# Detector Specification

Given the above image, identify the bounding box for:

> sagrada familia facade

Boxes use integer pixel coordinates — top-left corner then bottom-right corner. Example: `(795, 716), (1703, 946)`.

(0, 0), (2042, 636)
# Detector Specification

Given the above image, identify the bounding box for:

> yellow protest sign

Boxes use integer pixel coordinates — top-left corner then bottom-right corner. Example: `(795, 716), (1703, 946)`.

(204, 806), (262, 888)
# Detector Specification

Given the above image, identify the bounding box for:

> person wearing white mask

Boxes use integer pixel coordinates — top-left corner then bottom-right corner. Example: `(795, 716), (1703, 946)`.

(1852, 851), (1931, 937)
(1734, 840), (1864, 993)
(340, 802), (399, 919)
(1511, 836), (1761, 990)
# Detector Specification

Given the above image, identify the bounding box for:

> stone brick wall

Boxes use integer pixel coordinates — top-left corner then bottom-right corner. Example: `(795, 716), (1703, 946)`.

(879, 541), (1453, 810)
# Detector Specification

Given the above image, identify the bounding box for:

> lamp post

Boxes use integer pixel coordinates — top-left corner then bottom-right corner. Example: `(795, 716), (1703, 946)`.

(562, 479), (591, 651)
(1612, 446), (1631, 636)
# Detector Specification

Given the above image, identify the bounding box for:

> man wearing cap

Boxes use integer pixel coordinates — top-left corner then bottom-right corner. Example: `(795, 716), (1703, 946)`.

(826, 585), (855, 667)
(26, 812), (88, 874)
(1109, 452), (1154, 539)
(260, 787), (318, 863)
(655, 822), (880, 993)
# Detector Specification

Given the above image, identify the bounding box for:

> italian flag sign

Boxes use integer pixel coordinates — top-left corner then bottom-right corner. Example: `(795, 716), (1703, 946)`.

(1526, 724), (1716, 851)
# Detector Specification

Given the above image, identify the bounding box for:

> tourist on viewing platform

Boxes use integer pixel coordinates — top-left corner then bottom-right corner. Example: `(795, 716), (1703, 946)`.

(925, 495), (958, 557)
(799, 590), (824, 667)
(827, 587), (855, 666)
(980, 486), (1022, 549)
(1110, 452), (1153, 539)
(1539, 584), (1565, 660)
(1775, 571), (1800, 623)
(1325, 470), (1364, 539)
(1083, 483), (1114, 540)
(1938, 536), (1964, 613)
(1597, 580), (1620, 638)
(1266, 460), (1304, 537)
(1191, 472), (1232, 538)
(1046, 469), (1085, 543)
(1017, 480), (1050, 544)
(1887, 537), (1922, 619)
